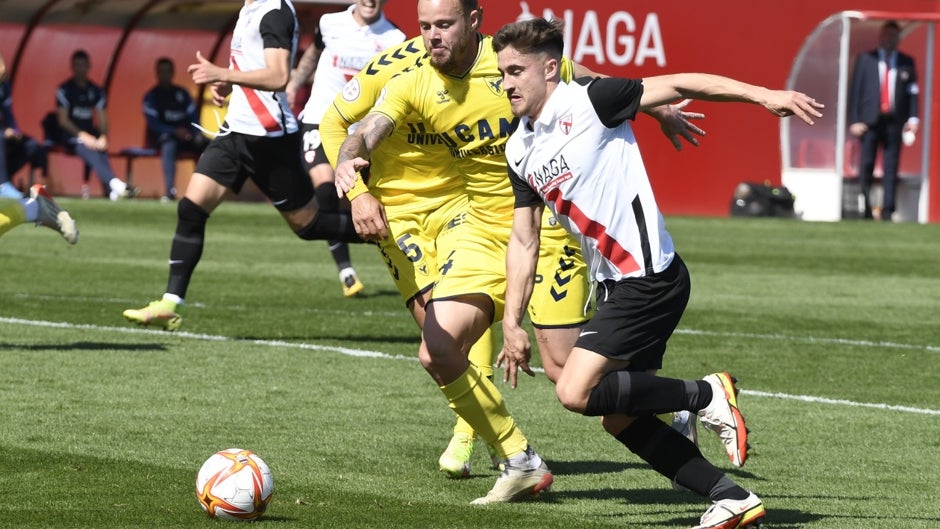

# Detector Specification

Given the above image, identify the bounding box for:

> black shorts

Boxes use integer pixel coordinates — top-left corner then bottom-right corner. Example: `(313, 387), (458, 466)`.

(300, 123), (330, 171)
(574, 254), (691, 371)
(195, 130), (313, 211)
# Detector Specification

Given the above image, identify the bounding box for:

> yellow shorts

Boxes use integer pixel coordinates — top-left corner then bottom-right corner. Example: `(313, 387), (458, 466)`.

(530, 217), (594, 328)
(432, 208), (591, 326)
(376, 193), (469, 305)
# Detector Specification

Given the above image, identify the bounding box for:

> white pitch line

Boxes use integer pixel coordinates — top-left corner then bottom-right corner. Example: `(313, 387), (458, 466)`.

(3, 316), (939, 416)
(675, 328), (940, 353)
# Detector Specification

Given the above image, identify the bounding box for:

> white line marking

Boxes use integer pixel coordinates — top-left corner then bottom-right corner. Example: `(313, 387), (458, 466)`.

(3, 316), (939, 416)
(675, 328), (940, 353)
(742, 390), (940, 416)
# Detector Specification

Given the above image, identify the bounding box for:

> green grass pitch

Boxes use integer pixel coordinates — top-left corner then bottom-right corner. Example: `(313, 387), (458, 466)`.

(1, 198), (938, 528)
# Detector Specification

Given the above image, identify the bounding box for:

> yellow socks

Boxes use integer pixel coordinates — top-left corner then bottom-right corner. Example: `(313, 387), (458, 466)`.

(441, 363), (528, 460)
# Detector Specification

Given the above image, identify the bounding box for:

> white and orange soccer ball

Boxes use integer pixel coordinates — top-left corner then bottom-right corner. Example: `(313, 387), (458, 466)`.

(195, 448), (274, 521)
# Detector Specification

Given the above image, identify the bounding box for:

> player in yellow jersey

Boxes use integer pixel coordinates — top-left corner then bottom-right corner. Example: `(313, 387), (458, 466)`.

(321, 34), (598, 480)
(322, 36), (502, 478)
(332, 0), (704, 503)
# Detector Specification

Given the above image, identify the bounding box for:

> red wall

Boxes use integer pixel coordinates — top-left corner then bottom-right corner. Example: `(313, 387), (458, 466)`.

(385, 0), (940, 218)
(2, 2), (344, 199)
(4, 1), (939, 218)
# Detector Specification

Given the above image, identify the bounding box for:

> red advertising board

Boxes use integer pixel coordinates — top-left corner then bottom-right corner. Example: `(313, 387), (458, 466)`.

(384, 0), (940, 218)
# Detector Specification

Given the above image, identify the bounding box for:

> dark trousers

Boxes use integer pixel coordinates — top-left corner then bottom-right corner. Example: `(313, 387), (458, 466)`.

(1, 133), (48, 183)
(72, 142), (117, 187)
(156, 136), (206, 196)
(858, 115), (903, 219)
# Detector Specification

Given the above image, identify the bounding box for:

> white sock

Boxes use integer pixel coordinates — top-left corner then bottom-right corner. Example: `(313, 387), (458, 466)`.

(109, 178), (127, 194)
(21, 199), (39, 222)
(506, 446), (542, 470)
(339, 267), (356, 280)
(162, 293), (184, 305)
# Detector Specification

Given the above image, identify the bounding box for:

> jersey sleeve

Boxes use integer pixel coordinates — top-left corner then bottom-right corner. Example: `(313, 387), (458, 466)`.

(95, 86), (107, 110)
(559, 57), (574, 82)
(509, 167), (542, 208)
(143, 89), (172, 135)
(584, 77), (643, 128)
(55, 84), (69, 110)
(368, 72), (414, 128)
(259, 6), (296, 50)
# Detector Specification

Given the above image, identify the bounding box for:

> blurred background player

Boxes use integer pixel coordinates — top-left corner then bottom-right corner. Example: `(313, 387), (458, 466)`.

(122, 0), (362, 332)
(286, 0), (404, 296)
(0, 184), (77, 244)
(52, 49), (136, 201)
(1, 52), (47, 199)
(143, 57), (208, 202)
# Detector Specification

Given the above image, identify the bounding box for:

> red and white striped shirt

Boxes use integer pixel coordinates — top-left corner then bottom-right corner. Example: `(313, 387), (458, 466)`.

(225, 0), (298, 137)
(508, 78), (675, 282)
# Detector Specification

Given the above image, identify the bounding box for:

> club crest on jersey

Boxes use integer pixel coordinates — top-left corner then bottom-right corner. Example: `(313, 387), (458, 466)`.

(436, 89), (451, 104)
(342, 78), (361, 102)
(484, 76), (504, 96)
(558, 113), (573, 135)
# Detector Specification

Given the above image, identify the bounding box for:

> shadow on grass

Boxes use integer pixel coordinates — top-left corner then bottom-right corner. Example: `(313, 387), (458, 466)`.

(548, 459), (643, 477)
(0, 341), (169, 352)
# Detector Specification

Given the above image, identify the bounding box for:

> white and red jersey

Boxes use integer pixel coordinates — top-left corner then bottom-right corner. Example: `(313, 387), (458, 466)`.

(299, 4), (404, 125)
(225, 0), (298, 137)
(507, 77), (675, 282)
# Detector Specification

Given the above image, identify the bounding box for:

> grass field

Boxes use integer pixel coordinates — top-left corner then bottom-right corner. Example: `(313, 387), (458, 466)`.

(1, 198), (939, 529)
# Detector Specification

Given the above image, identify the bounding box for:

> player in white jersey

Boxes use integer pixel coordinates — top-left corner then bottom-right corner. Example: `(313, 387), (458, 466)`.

(495, 18), (823, 529)
(286, 1), (405, 297)
(123, 0), (362, 331)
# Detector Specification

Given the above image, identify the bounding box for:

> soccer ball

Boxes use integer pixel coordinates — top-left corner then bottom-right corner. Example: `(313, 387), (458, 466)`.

(195, 448), (274, 521)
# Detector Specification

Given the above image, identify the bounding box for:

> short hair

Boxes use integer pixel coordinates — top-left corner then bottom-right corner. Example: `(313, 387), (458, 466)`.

(882, 20), (901, 32)
(456, 0), (478, 15)
(492, 18), (564, 59)
(71, 49), (89, 63)
(156, 57), (174, 70)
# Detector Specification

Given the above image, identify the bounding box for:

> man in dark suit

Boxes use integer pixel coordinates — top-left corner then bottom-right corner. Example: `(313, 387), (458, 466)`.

(849, 20), (919, 221)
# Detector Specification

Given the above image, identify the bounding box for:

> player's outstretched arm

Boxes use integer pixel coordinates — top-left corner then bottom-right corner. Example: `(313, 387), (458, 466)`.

(639, 73), (824, 125)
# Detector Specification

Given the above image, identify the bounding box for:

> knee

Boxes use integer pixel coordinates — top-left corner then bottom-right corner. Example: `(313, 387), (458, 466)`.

(417, 344), (435, 371)
(178, 197), (209, 225)
(600, 414), (634, 436)
(555, 380), (587, 414)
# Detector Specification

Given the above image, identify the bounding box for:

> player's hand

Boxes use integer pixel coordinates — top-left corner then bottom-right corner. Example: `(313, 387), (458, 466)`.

(188, 51), (226, 85)
(350, 193), (389, 242)
(334, 158), (370, 195)
(764, 90), (824, 125)
(209, 82), (232, 107)
(285, 82), (299, 109)
(94, 134), (108, 151)
(651, 100), (705, 151)
(497, 324), (535, 389)
(76, 131), (97, 148)
(175, 127), (193, 141)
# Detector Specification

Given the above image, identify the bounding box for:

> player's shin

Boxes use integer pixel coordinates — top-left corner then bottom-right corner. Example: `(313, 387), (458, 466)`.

(440, 364), (528, 460)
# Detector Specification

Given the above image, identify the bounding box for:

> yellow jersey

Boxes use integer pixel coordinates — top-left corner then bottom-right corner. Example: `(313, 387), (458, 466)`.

(371, 34), (573, 223)
(320, 36), (465, 209)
